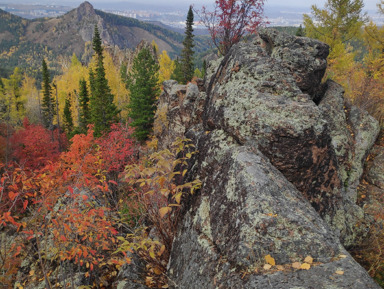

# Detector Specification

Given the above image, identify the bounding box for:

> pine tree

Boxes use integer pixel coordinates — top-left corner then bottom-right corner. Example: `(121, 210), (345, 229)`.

(89, 26), (119, 137)
(89, 68), (96, 97)
(202, 59), (207, 78)
(63, 95), (73, 135)
(128, 46), (160, 141)
(171, 58), (184, 83)
(296, 25), (305, 37)
(180, 6), (195, 84)
(0, 77), (6, 120)
(41, 59), (55, 129)
(78, 78), (90, 133)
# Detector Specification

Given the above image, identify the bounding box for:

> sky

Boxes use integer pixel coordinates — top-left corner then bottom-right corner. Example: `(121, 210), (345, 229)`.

(86, 0), (381, 11)
(4, 0), (381, 11)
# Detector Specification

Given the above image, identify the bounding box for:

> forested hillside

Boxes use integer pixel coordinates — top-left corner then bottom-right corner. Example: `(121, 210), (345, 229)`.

(0, 1), (210, 79)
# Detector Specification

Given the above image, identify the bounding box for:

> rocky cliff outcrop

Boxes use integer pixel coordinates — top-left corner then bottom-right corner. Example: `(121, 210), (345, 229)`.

(154, 28), (380, 288)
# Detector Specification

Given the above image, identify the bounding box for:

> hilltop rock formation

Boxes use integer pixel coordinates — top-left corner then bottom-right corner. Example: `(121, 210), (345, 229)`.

(154, 28), (380, 288)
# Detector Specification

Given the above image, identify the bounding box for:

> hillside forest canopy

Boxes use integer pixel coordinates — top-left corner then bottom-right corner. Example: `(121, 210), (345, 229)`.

(1, 0), (384, 288)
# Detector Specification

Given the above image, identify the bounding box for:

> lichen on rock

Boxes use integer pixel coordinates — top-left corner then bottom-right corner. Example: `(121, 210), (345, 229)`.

(155, 28), (381, 288)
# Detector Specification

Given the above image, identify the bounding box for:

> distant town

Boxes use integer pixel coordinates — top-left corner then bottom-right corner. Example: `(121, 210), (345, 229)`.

(0, 2), (382, 28)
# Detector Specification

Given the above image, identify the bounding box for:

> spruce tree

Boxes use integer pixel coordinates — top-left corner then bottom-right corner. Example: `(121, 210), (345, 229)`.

(296, 25), (305, 37)
(202, 59), (207, 78)
(63, 95), (73, 135)
(89, 26), (119, 137)
(180, 6), (195, 84)
(128, 46), (160, 141)
(89, 68), (96, 97)
(171, 58), (184, 83)
(78, 79), (90, 133)
(41, 59), (55, 129)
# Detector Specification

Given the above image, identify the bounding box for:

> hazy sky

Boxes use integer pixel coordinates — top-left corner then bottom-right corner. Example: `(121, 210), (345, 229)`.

(88, 0), (381, 11)
(6, 0), (382, 11)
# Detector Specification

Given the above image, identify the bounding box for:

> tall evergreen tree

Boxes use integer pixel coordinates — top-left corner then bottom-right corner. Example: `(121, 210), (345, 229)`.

(128, 46), (160, 141)
(171, 58), (184, 84)
(41, 59), (55, 129)
(63, 95), (73, 135)
(89, 26), (119, 137)
(89, 68), (96, 97)
(78, 78), (90, 133)
(180, 6), (195, 84)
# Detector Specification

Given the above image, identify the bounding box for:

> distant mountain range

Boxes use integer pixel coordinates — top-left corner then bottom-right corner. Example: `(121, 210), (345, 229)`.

(0, 1), (210, 78)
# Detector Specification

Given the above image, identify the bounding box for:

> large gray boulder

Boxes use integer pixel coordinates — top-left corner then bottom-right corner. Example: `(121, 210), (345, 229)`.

(154, 28), (381, 288)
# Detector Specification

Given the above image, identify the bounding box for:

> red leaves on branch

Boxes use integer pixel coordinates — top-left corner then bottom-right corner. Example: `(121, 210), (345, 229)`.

(0, 122), (136, 285)
(199, 0), (267, 55)
(97, 123), (135, 173)
(10, 118), (67, 170)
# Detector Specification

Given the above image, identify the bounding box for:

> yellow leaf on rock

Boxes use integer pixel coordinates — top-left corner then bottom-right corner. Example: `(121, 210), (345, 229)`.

(335, 270), (344, 275)
(276, 265), (284, 270)
(263, 264), (272, 270)
(265, 254), (276, 266)
(300, 263), (311, 270)
(304, 256), (313, 264)
(292, 262), (301, 269)
(339, 254), (347, 259)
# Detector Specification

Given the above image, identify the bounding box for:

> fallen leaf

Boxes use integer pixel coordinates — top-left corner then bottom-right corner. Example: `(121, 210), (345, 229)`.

(154, 266), (163, 275)
(335, 270), (344, 275)
(304, 256), (313, 264)
(292, 262), (301, 269)
(276, 265), (284, 270)
(29, 270), (35, 276)
(263, 264), (272, 270)
(300, 263), (311, 270)
(265, 254), (276, 266)
(339, 254), (347, 259)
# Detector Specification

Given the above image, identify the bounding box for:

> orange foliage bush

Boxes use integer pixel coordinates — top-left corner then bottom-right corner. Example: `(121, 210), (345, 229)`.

(0, 123), (135, 287)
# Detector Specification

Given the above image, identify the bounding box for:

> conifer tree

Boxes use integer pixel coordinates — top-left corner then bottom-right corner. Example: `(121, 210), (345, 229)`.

(63, 95), (73, 135)
(128, 46), (160, 141)
(41, 59), (55, 129)
(171, 58), (184, 84)
(202, 59), (207, 78)
(0, 77), (6, 121)
(89, 68), (96, 97)
(296, 25), (305, 37)
(180, 6), (195, 84)
(89, 26), (119, 137)
(78, 78), (90, 133)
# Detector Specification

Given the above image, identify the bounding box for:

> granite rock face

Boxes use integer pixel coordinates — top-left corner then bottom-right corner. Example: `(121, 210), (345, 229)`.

(153, 28), (381, 288)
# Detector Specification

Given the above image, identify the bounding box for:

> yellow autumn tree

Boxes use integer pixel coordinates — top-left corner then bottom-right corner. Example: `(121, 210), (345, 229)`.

(54, 53), (88, 126)
(2, 67), (25, 126)
(21, 75), (40, 124)
(303, 0), (367, 82)
(103, 52), (130, 118)
(158, 50), (175, 86)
